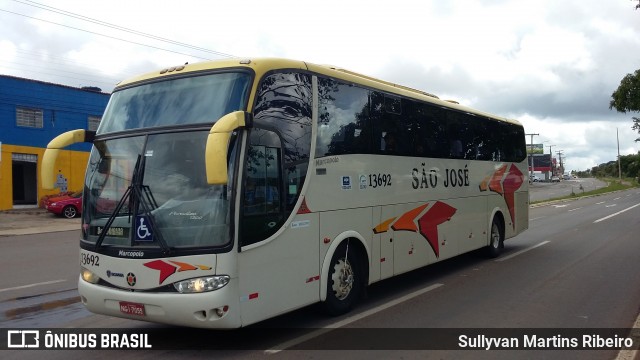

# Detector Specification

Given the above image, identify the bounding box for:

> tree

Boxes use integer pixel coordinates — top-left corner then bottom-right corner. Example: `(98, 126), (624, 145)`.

(609, 69), (640, 141)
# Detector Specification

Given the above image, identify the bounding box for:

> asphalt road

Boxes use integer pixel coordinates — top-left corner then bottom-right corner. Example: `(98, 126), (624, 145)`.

(529, 177), (608, 203)
(1, 187), (639, 359)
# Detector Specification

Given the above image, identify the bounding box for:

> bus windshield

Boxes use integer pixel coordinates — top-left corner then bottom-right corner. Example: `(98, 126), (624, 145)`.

(79, 71), (249, 252)
(82, 130), (236, 251)
(98, 71), (251, 133)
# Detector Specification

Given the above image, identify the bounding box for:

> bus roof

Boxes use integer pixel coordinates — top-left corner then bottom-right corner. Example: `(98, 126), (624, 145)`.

(114, 57), (521, 126)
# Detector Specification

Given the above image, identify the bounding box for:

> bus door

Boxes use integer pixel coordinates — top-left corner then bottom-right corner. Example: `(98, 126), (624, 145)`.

(237, 128), (318, 326)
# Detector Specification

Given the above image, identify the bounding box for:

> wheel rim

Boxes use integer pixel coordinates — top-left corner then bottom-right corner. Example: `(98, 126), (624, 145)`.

(331, 258), (354, 300)
(64, 207), (76, 218)
(491, 223), (500, 248)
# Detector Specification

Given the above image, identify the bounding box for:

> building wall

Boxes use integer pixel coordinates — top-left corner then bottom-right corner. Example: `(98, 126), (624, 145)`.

(0, 144), (90, 209)
(0, 75), (109, 210)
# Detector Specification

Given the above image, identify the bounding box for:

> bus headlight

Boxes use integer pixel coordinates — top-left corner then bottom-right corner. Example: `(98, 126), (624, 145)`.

(81, 268), (100, 284)
(173, 275), (230, 293)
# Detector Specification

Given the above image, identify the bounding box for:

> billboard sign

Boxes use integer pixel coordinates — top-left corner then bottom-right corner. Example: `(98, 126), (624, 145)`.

(528, 154), (552, 172)
(527, 144), (544, 154)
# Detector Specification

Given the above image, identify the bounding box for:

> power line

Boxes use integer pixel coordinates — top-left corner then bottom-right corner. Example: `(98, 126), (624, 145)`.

(9, 48), (135, 77)
(0, 2), (239, 90)
(10, 0), (236, 59)
(0, 63), (119, 88)
(1, 47), (141, 84)
(0, 8), (216, 61)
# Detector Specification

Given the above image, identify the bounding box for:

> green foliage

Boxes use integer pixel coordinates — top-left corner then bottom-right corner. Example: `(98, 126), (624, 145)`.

(586, 152), (640, 180)
(610, 69), (640, 113)
(610, 69), (640, 137)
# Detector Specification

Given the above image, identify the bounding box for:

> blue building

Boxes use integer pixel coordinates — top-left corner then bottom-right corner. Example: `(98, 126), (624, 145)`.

(0, 75), (110, 210)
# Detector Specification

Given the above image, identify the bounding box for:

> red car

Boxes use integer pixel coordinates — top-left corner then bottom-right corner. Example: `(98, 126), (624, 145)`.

(45, 191), (83, 218)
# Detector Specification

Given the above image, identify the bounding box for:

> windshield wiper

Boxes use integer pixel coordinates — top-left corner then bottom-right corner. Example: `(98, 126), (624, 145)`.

(95, 154), (171, 255)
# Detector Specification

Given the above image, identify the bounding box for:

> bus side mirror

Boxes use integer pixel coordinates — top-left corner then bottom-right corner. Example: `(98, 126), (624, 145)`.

(42, 129), (95, 189)
(205, 111), (252, 185)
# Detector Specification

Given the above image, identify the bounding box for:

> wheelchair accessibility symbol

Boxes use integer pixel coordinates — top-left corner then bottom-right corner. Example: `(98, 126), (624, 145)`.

(135, 215), (153, 241)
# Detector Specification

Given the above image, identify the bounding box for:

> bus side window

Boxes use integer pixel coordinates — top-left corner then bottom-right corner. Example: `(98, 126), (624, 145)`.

(316, 77), (370, 156)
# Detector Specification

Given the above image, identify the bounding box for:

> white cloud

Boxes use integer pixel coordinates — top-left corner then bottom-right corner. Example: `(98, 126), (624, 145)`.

(1, 0), (640, 170)
(0, 40), (18, 73)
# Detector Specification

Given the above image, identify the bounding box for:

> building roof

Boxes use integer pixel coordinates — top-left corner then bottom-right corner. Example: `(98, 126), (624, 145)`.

(0, 74), (111, 95)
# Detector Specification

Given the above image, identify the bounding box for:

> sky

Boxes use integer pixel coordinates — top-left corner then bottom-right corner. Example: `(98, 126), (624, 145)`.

(1, 0), (640, 172)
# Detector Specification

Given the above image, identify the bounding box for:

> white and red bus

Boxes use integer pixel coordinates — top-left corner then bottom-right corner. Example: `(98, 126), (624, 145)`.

(41, 58), (528, 328)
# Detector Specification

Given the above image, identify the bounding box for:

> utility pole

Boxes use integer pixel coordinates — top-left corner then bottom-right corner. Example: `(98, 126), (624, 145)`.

(617, 128), (622, 181)
(525, 133), (539, 180)
(548, 144), (555, 179)
(557, 150), (564, 176)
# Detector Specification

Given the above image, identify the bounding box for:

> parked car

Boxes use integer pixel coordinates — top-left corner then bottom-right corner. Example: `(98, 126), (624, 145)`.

(563, 174), (572, 180)
(530, 174), (541, 182)
(551, 175), (560, 182)
(45, 191), (82, 218)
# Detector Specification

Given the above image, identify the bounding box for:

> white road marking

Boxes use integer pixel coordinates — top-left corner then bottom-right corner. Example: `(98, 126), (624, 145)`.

(264, 283), (444, 354)
(606, 204), (617, 208)
(568, 207), (582, 212)
(594, 203), (640, 223)
(0, 279), (66, 293)
(614, 197), (621, 201)
(553, 205), (568, 208)
(596, 201), (605, 205)
(530, 216), (546, 221)
(495, 241), (551, 262)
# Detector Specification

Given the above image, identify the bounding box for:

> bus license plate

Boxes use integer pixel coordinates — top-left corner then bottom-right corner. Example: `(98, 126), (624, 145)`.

(119, 301), (145, 316)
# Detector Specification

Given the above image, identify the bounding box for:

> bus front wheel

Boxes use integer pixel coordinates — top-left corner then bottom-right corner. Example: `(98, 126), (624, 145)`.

(485, 216), (504, 258)
(323, 241), (363, 316)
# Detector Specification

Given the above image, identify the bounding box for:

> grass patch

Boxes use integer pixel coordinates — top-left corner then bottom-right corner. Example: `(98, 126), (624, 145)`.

(531, 178), (639, 205)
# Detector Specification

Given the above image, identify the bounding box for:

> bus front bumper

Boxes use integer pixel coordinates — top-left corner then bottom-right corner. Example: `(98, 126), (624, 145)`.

(78, 276), (242, 329)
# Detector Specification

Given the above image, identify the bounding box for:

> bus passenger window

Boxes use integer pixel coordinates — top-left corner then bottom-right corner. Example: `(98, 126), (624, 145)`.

(316, 77), (370, 156)
(382, 132), (397, 154)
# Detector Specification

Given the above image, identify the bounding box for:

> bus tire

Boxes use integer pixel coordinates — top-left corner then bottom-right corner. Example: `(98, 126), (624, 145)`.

(485, 216), (504, 258)
(322, 241), (363, 316)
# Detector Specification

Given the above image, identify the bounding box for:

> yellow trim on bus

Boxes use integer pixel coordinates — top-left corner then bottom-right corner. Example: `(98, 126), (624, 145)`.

(113, 57), (521, 127)
(42, 129), (87, 189)
(205, 111), (248, 185)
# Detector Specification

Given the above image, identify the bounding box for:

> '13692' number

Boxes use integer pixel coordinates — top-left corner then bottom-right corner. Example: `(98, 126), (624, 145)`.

(369, 173), (392, 188)
(81, 253), (100, 266)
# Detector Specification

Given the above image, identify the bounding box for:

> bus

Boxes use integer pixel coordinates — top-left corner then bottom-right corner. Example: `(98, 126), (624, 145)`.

(41, 58), (528, 328)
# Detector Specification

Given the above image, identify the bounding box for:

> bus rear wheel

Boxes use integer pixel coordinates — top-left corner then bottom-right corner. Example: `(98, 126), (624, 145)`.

(485, 217), (504, 258)
(323, 241), (362, 316)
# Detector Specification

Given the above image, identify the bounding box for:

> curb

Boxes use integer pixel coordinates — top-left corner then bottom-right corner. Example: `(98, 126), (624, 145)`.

(0, 289), (81, 322)
(4, 296), (81, 320)
(0, 224), (80, 236)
